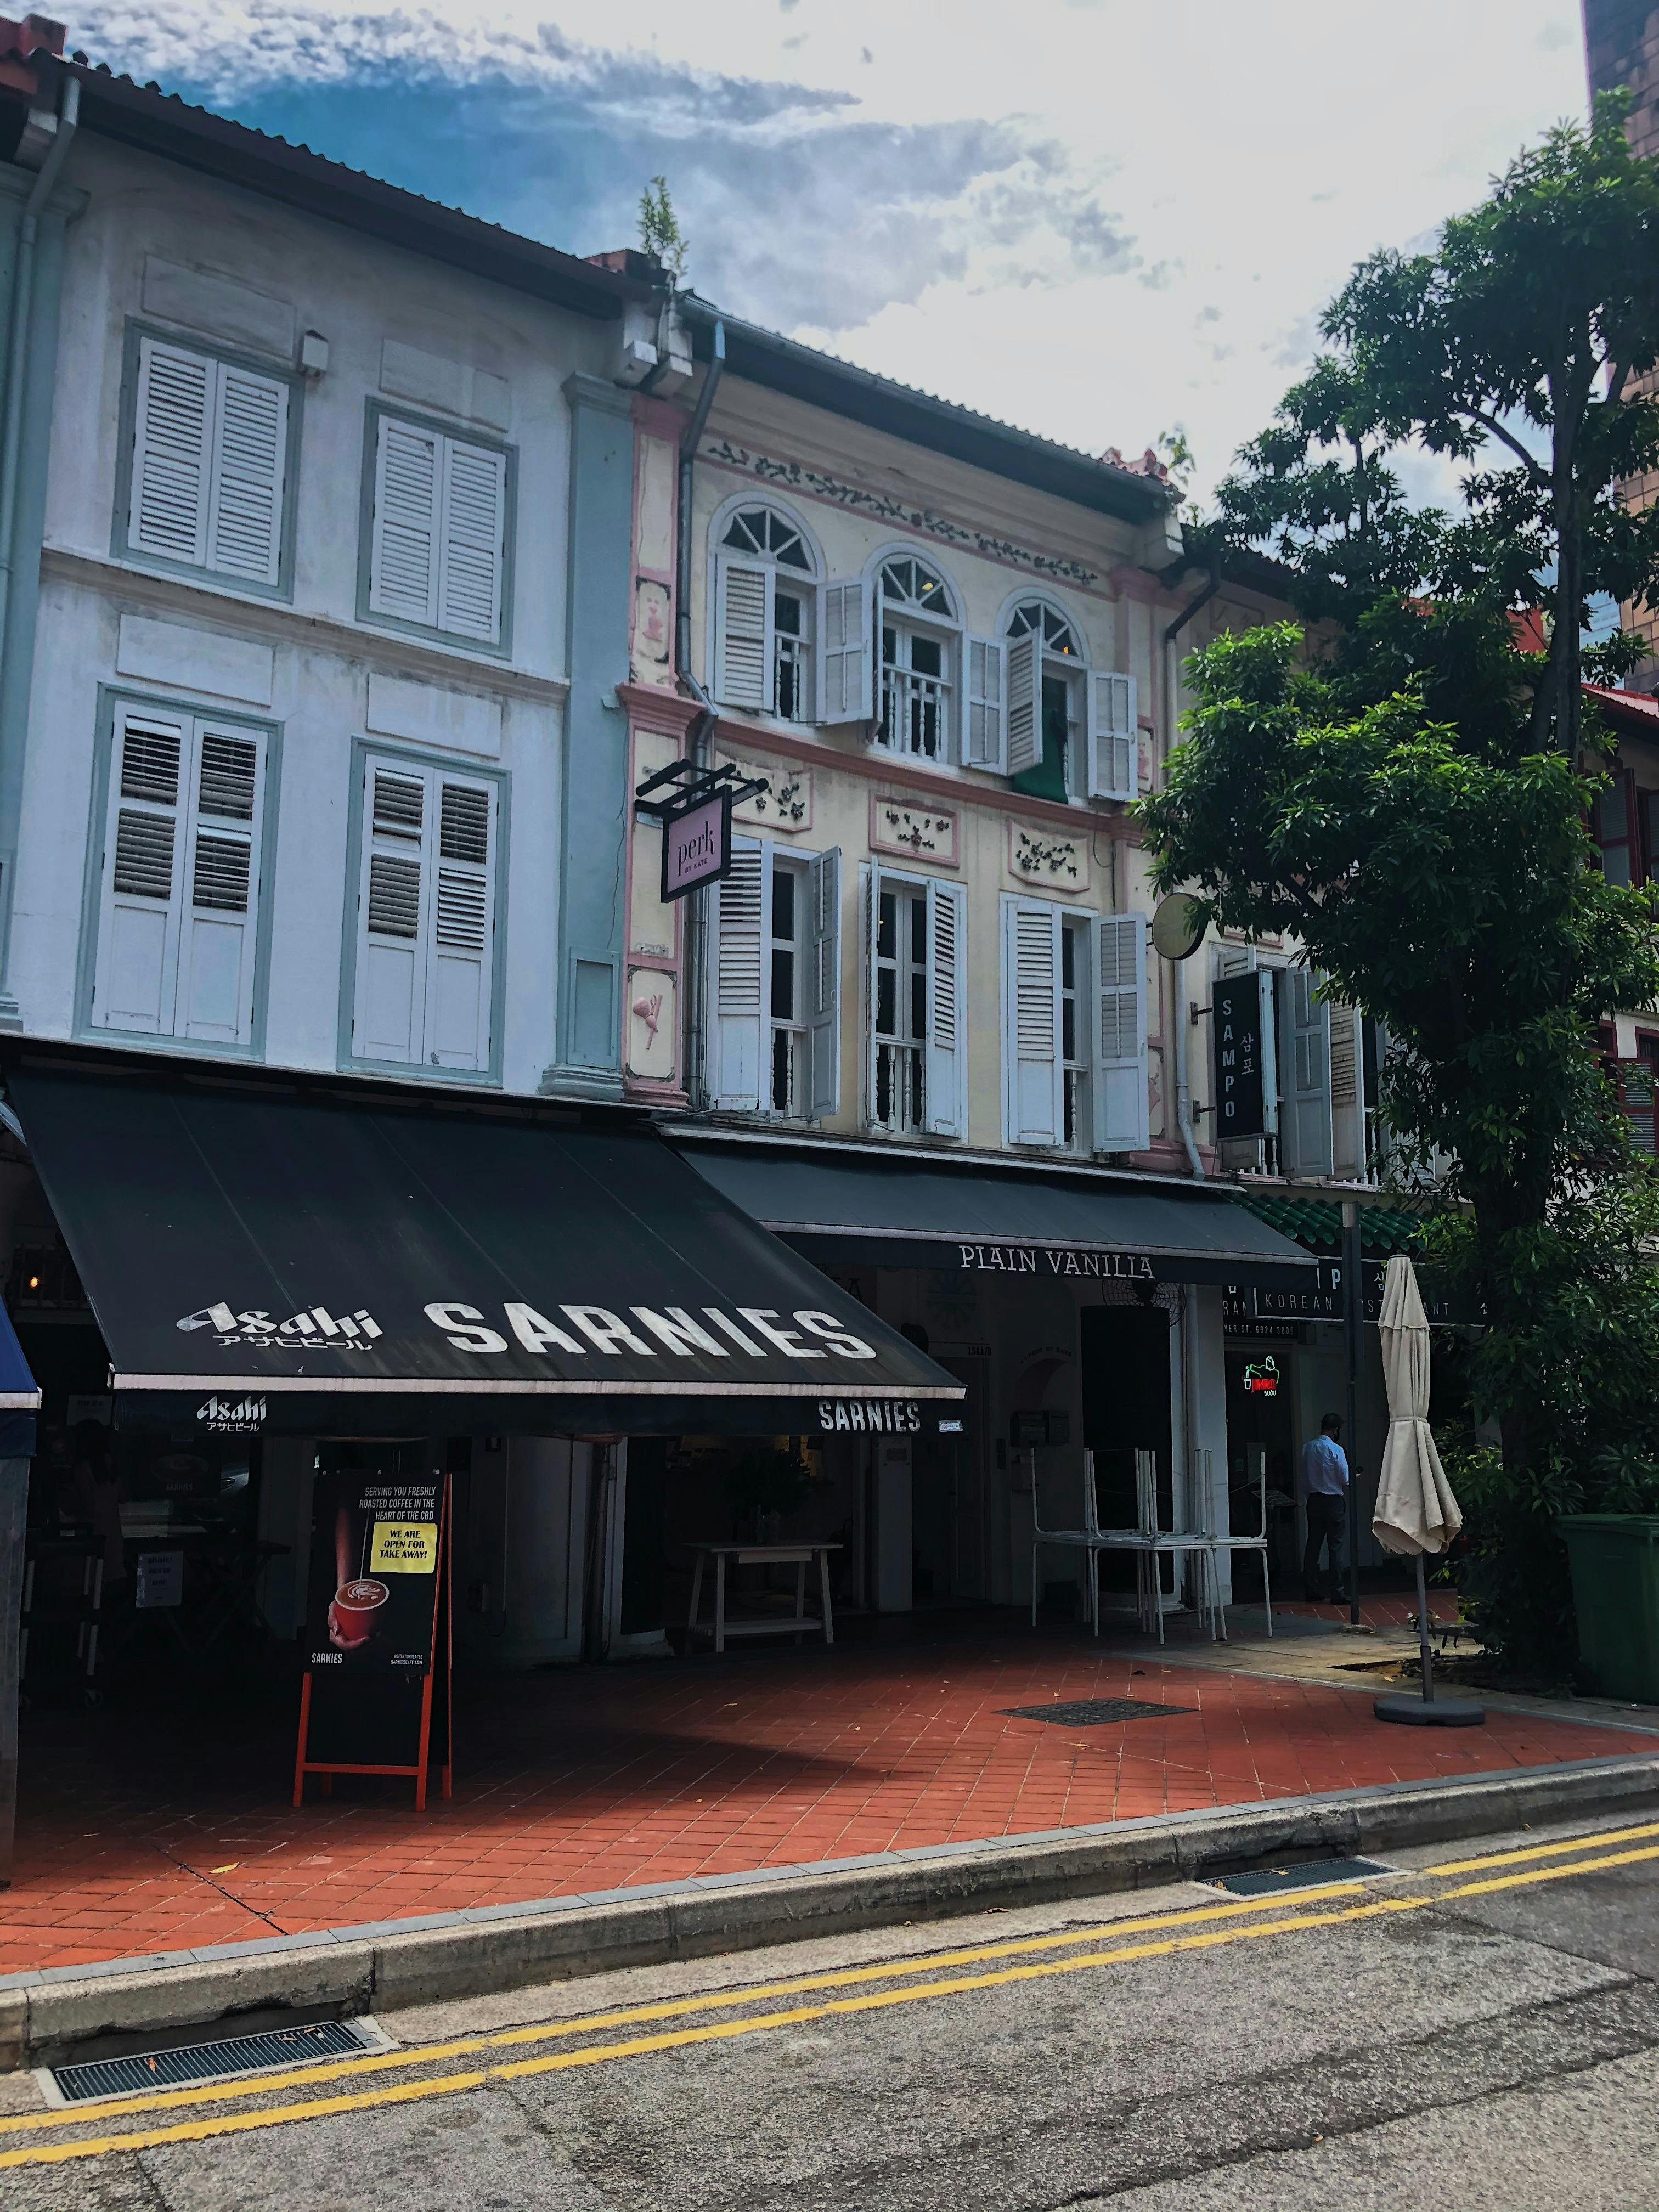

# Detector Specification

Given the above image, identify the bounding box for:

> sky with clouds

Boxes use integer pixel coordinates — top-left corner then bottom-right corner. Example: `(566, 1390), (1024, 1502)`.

(65, 0), (1591, 506)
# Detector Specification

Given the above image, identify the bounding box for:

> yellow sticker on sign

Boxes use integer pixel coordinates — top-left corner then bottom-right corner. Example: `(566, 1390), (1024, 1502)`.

(369, 1522), (438, 1573)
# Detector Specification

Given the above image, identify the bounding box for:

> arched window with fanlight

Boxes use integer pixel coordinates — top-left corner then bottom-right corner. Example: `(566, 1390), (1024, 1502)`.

(710, 502), (818, 721)
(875, 552), (959, 763)
(994, 594), (1138, 800)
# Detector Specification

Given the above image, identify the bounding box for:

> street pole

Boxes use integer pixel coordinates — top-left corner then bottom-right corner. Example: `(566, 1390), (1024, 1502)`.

(1342, 1199), (1362, 1625)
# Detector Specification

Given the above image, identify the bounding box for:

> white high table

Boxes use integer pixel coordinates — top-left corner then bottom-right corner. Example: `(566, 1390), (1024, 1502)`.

(686, 1542), (839, 1654)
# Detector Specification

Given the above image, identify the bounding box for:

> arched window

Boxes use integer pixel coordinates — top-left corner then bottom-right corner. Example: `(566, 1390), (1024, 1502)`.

(1005, 598), (1088, 795)
(1007, 599), (1083, 660)
(711, 502), (818, 720)
(876, 553), (958, 762)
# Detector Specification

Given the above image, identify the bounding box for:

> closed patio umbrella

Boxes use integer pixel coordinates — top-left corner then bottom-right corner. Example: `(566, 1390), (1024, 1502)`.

(1371, 1254), (1484, 1728)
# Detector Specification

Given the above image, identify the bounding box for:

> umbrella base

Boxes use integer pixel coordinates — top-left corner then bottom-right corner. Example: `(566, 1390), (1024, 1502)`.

(1373, 1692), (1486, 1727)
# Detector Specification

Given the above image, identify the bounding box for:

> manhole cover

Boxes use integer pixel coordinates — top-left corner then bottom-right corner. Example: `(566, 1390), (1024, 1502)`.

(1000, 1697), (1199, 1726)
(1213, 1857), (1391, 1898)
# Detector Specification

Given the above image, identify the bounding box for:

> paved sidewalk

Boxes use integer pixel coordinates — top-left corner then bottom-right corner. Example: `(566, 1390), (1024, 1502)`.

(5, 1620), (1654, 1982)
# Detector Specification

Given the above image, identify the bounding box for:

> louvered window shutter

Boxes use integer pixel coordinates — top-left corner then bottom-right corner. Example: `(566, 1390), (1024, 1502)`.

(129, 339), (213, 569)
(206, 363), (288, 586)
(710, 836), (768, 1110)
(1087, 673), (1138, 800)
(1002, 897), (1062, 1145)
(93, 707), (190, 1035)
(369, 417), (441, 628)
(861, 862), (880, 1126)
(819, 579), (870, 723)
(177, 723), (264, 1044)
(924, 878), (967, 1138)
(1093, 912), (1149, 1153)
(354, 761), (431, 1064)
(966, 636), (1007, 771)
(807, 845), (841, 1118)
(1329, 1000), (1367, 1180)
(714, 555), (772, 711)
(1006, 632), (1042, 776)
(1279, 966), (1333, 1175)
(437, 438), (507, 643)
(426, 774), (497, 1069)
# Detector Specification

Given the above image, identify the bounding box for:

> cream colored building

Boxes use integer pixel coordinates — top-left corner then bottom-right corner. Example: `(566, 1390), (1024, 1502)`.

(603, 296), (1329, 1628)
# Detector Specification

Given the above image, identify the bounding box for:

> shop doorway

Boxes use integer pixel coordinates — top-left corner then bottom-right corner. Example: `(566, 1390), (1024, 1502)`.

(1224, 1336), (1298, 1592)
(1080, 1305), (1173, 1595)
(910, 1353), (990, 1604)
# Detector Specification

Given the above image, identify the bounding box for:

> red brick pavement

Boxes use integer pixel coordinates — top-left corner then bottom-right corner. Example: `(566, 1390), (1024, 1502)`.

(3, 1624), (1649, 1979)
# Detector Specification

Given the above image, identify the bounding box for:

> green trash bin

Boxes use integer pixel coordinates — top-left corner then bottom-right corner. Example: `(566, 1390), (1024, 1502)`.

(1556, 1515), (1659, 1702)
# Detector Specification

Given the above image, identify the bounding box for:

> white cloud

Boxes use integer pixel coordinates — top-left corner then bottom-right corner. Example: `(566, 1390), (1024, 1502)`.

(67, 0), (1590, 507)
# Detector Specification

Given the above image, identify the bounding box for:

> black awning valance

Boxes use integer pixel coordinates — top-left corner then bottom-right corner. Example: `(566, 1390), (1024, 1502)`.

(8, 1068), (960, 1435)
(675, 1142), (1318, 1289)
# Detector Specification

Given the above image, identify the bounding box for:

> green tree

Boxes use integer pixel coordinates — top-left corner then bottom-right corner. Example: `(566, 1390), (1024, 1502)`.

(1138, 98), (1659, 1669)
(638, 174), (688, 281)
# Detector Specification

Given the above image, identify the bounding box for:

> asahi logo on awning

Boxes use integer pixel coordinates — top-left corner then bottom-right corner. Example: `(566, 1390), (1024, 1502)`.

(196, 1395), (267, 1433)
(177, 1302), (384, 1351)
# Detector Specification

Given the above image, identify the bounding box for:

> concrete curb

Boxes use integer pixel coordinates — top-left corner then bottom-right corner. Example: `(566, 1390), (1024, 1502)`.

(4, 1750), (1657, 2070)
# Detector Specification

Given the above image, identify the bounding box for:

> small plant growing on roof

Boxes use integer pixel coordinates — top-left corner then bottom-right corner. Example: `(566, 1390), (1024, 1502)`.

(638, 175), (688, 281)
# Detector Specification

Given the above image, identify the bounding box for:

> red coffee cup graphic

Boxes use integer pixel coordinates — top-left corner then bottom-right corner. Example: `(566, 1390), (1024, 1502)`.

(329, 1576), (389, 1649)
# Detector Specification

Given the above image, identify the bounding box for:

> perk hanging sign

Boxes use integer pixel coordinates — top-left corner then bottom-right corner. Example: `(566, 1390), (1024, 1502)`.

(661, 789), (732, 901)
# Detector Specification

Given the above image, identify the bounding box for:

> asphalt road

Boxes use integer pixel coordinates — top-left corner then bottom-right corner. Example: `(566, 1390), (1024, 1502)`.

(5, 1809), (1659, 2209)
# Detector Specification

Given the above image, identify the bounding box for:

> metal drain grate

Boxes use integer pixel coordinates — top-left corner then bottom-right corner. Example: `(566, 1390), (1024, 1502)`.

(53, 2018), (372, 2103)
(1213, 1857), (1391, 1899)
(1001, 1697), (1198, 1726)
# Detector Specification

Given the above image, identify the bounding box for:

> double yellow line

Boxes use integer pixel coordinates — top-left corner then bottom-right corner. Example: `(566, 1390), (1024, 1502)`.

(7, 1818), (1658, 2171)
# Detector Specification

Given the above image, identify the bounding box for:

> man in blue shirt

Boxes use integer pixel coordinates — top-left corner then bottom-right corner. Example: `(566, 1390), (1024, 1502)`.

(1300, 1413), (1350, 1605)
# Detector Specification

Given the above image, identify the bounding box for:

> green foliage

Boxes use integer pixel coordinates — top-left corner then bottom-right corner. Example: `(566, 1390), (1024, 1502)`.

(1140, 97), (1659, 1670)
(638, 174), (688, 280)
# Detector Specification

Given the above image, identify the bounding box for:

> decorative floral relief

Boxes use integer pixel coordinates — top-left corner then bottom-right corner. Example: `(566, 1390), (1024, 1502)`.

(872, 797), (958, 865)
(717, 752), (811, 830)
(704, 439), (1102, 591)
(1008, 822), (1089, 892)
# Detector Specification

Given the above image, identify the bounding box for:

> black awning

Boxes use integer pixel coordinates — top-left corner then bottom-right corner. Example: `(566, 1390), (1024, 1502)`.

(7, 1068), (960, 1436)
(674, 1142), (1317, 1289)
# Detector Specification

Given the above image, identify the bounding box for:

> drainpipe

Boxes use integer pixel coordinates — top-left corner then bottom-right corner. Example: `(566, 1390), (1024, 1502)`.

(675, 317), (724, 1110)
(0, 72), (77, 666)
(1161, 559), (1217, 1182)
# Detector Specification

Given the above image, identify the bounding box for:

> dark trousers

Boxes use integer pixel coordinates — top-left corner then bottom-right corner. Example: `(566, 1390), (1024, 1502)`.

(1302, 1491), (1347, 1602)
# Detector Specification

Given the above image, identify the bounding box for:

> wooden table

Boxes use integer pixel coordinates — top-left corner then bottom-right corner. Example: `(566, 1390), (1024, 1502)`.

(686, 1542), (840, 1654)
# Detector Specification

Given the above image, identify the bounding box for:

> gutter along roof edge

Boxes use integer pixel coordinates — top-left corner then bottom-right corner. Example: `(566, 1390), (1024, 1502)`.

(680, 295), (1176, 529)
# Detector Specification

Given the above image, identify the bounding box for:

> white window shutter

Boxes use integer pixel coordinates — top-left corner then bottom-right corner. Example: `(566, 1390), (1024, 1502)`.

(861, 861), (880, 1127)
(370, 417), (440, 627)
(709, 836), (768, 1110)
(1002, 897), (1062, 1146)
(808, 845), (840, 1118)
(129, 339), (213, 569)
(1006, 630), (1042, 776)
(206, 363), (287, 587)
(92, 707), (190, 1035)
(1093, 912), (1149, 1153)
(1329, 1000), (1367, 1181)
(1279, 966), (1333, 1175)
(176, 723), (264, 1045)
(966, 636), (1007, 771)
(426, 774), (496, 1069)
(354, 760), (431, 1063)
(924, 878), (967, 1138)
(714, 554), (772, 711)
(819, 579), (871, 723)
(437, 439), (507, 643)
(1087, 672), (1138, 801)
